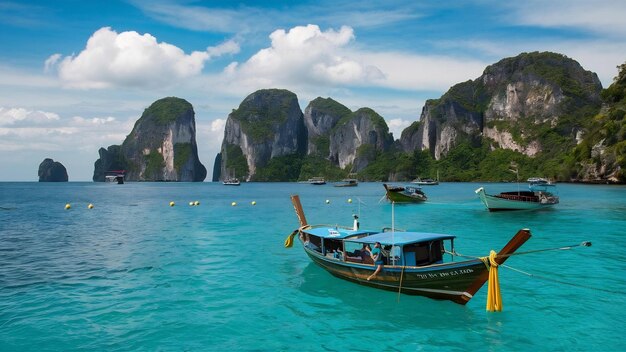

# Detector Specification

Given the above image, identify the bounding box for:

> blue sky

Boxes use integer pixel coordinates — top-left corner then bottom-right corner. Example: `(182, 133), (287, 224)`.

(1, 0), (625, 181)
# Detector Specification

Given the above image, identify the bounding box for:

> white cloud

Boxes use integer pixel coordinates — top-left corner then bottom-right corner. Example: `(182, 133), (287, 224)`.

(50, 27), (239, 89)
(225, 24), (384, 89)
(0, 107), (60, 126)
(221, 24), (488, 94)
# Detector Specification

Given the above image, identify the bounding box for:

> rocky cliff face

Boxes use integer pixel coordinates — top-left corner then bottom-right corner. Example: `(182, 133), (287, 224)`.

(219, 89), (306, 180)
(93, 97), (206, 182)
(303, 97), (351, 156)
(38, 158), (68, 182)
(400, 52), (603, 159)
(328, 108), (394, 171)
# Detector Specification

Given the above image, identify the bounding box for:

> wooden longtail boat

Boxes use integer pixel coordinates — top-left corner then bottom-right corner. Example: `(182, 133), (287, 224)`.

(383, 183), (427, 203)
(285, 195), (531, 305)
(475, 186), (559, 211)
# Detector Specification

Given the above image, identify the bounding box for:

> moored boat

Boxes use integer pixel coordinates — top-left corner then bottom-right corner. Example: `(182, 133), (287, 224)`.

(383, 183), (427, 202)
(411, 178), (439, 186)
(285, 195), (531, 305)
(301, 177), (326, 185)
(105, 170), (125, 184)
(334, 178), (358, 187)
(475, 186), (559, 211)
(527, 177), (556, 192)
(223, 178), (241, 186)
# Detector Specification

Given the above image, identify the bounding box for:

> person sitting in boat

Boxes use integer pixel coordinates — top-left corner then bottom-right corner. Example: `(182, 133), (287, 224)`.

(367, 242), (384, 281)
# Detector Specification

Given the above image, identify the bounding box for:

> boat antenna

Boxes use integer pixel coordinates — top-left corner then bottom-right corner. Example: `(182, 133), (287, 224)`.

(509, 161), (519, 195)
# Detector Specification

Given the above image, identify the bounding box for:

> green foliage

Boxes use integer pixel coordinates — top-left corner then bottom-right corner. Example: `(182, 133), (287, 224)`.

(230, 89), (296, 142)
(254, 154), (304, 181)
(174, 143), (192, 172)
(310, 136), (330, 157)
(334, 108), (389, 133)
(298, 156), (346, 181)
(224, 144), (249, 179)
(309, 97), (351, 119)
(144, 150), (164, 180)
(142, 97), (192, 125)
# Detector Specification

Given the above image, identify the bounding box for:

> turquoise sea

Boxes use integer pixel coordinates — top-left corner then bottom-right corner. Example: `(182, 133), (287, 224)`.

(1, 182), (625, 351)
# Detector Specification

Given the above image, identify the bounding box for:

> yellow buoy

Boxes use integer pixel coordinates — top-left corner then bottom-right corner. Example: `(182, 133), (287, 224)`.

(348, 198), (352, 203)
(194, 201), (200, 206)
(65, 203), (71, 210)
(169, 201), (175, 207)
(87, 203), (94, 209)
(325, 199), (330, 204)
(251, 201), (256, 206)
(231, 202), (237, 206)
(189, 201), (194, 206)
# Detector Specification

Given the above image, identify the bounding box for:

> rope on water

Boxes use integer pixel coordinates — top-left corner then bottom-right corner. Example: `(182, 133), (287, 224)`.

(501, 264), (626, 295)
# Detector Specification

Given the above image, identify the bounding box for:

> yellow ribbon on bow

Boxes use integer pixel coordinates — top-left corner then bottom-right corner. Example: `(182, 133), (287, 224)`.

(284, 230), (297, 248)
(486, 250), (502, 312)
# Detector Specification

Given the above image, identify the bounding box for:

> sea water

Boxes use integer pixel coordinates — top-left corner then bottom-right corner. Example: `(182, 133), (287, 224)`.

(0, 182), (625, 351)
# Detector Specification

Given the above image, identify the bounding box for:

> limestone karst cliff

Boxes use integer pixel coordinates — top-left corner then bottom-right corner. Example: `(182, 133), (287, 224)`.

(400, 52), (603, 160)
(93, 97), (206, 182)
(218, 89), (306, 181)
(38, 158), (68, 182)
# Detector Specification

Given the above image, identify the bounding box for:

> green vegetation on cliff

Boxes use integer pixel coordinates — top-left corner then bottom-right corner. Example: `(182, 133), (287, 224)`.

(568, 62), (626, 181)
(224, 144), (249, 179)
(141, 97), (192, 125)
(174, 143), (192, 172)
(230, 89), (297, 142)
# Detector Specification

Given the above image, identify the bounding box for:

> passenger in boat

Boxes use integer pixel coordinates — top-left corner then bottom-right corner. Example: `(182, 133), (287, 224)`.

(367, 242), (384, 281)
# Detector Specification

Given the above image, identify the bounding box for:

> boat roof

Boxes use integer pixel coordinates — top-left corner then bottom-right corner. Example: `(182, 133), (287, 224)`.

(304, 227), (374, 239)
(352, 231), (455, 246)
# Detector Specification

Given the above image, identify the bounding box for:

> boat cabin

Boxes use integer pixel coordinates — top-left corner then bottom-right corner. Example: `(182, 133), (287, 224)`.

(300, 227), (456, 267)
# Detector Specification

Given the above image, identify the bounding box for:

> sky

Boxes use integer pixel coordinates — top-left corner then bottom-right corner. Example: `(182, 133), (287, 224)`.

(1, 0), (625, 181)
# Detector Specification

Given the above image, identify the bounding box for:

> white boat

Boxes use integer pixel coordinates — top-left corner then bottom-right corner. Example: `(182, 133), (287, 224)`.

(527, 177), (556, 192)
(411, 178), (438, 186)
(475, 187), (559, 211)
(299, 177), (326, 185)
(411, 170), (439, 185)
(223, 178), (240, 186)
(104, 170), (125, 184)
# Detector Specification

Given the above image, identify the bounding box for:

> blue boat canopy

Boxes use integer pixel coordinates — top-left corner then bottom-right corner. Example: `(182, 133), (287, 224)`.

(304, 227), (376, 239)
(348, 231), (456, 246)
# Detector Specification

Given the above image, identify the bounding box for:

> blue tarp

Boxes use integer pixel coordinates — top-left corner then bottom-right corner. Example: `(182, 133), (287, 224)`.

(348, 231), (455, 246)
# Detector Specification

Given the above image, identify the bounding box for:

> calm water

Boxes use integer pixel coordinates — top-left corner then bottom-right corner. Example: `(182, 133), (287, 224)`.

(1, 182), (625, 351)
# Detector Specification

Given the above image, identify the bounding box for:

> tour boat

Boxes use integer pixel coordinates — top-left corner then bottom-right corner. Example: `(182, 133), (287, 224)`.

(104, 170), (125, 184)
(383, 183), (427, 202)
(284, 195), (531, 305)
(334, 178), (358, 187)
(475, 186), (559, 211)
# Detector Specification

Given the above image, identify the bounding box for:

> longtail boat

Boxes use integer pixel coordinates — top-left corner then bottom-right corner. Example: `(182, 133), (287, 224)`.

(475, 186), (559, 211)
(285, 195), (531, 305)
(383, 183), (427, 203)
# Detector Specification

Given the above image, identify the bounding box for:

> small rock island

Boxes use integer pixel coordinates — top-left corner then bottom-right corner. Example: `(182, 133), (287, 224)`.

(38, 158), (68, 182)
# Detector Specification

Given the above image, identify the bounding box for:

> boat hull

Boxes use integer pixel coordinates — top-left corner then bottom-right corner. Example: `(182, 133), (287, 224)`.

(475, 187), (557, 211)
(383, 184), (427, 203)
(305, 248), (488, 304)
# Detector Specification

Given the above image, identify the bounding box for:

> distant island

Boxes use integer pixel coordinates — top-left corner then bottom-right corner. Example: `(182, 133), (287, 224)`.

(38, 158), (68, 182)
(87, 51), (625, 184)
(214, 52), (625, 184)
(93, 97), (206, 182)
